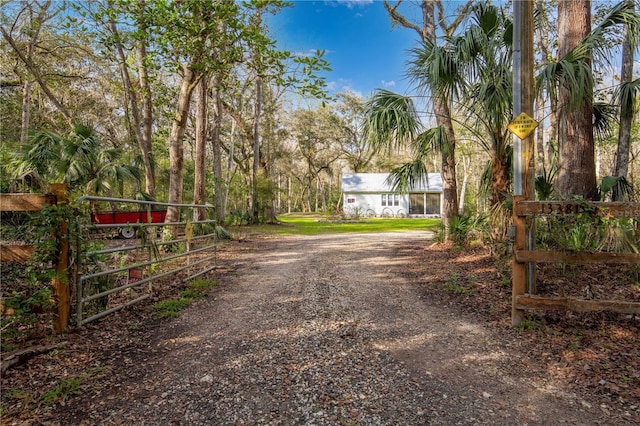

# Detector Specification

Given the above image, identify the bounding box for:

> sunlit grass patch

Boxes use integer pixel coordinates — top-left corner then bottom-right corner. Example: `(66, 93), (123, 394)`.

(154, 278), (217, 317)
(230, 213), (441, 236)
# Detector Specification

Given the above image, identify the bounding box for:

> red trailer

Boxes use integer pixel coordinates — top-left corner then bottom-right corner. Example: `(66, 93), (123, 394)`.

(91, 210), (167, 238)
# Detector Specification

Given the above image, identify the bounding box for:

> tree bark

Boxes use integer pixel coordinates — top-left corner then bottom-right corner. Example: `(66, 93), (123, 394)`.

(251, 75), (262, 222)
(611, 15), (634, 192)
(137, 0), (156, 198)
(212, 81), (225, 223)
(534, 0), (557, 176)
(223, 120), (237, 221)
(166, 65), (201, 226)
(385, 0), (459, 239)
(556, 0), (596, 200)
(459, 155), (470, 213)
(109, 17), (157, 199)
(287, 175), (292, 214)
(19, 4), (41, 145)
(193, 77), (208, 221)
(423, 0), (458, 239)
(21, 80), (31, 145)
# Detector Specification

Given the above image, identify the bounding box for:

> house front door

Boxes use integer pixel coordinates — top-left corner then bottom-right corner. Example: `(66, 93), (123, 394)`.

(409, 193), (424, 215)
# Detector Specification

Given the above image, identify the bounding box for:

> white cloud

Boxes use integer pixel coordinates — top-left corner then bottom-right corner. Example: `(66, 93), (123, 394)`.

(327, 79), (363, 98)
(333, 0), (374, 9)
(294, 49), (332, 58)
(381, 80), (396, 88)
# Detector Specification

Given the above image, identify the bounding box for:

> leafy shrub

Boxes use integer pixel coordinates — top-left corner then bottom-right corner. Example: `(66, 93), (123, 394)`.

(449, 213), (486, 244)
(1, 204), (76, 346)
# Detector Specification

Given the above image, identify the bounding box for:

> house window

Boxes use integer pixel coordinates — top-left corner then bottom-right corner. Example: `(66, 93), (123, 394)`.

(347, 197), (355, 204)
(381, 194), (397, 207)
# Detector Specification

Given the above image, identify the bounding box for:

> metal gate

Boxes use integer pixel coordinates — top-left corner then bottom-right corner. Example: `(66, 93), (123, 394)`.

(75, 196), (217, 326)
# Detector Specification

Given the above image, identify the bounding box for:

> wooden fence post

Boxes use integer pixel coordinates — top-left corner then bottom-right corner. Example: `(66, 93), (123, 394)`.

(50, 184), (70, 333)
(512, 195), (526, 326)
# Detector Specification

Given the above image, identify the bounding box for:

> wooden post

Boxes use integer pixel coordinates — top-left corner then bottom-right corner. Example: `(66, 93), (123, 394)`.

(512, 195), (527, 326)
(513, 0), (536, 296)
(50, 184), (70, 333)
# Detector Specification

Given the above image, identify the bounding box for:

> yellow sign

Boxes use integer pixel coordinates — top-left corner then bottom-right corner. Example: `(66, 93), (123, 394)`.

(507, 112), (539, 139)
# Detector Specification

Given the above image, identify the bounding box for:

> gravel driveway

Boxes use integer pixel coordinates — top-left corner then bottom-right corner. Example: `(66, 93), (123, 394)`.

(61, 232), (612, 425)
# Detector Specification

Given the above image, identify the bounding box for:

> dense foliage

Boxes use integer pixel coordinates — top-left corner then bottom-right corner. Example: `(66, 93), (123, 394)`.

(1, 0), (638, 226)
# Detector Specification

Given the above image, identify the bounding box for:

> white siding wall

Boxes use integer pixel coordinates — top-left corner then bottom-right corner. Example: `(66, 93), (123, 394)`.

(341, 173), (443, 218)
(343, 192), (442, 217)
(343, 193), (409, 217)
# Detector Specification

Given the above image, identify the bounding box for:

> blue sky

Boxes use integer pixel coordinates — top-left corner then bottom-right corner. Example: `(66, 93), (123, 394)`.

(268, 0), (421, 99)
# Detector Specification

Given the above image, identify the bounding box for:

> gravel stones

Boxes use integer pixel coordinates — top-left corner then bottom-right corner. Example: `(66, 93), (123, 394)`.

(53, 232), (616, 425)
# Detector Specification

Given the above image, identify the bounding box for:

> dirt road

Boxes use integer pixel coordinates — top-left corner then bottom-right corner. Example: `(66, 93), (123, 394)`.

(57, 232), (616, 425)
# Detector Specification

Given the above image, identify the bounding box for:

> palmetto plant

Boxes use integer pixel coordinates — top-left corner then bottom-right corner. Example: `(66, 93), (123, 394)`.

(9, 124), (140, 197)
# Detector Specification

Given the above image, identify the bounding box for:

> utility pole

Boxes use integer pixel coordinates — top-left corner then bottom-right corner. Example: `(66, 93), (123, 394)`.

(511, 0), (536, 326)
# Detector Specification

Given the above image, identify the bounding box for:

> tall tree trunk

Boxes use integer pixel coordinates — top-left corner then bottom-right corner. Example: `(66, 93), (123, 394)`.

(547, 95), (559, 169)
(110, 12), (156, 198)
(277, 174), (281, 212)
(251, 76), (262, 223)
(19, 2), (44, 145)
(137, 2), (155, 198)
(384, 0), (459, 239)
(193, 77), (208, 221)
(21, 80), (31, 145)
(423, 0), (458, 239)
(287, 175), (292, 214)
(542, 0), (559, 171)
(166, 65), (200, 226)
(459, 156), (470, 213)
(557, 0), (596, 200)
(535, 92), (546, 174)
(212, 83), (224, 224)
(611, 15), (634, 193)
(223, 120), (236, 221)
(534, 0), (553, 175)
(385, 0), (459, 239)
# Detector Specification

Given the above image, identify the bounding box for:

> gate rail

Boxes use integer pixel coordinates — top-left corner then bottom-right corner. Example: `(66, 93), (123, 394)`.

(76, 196), (217, 326)
(512, 197), (640, 325)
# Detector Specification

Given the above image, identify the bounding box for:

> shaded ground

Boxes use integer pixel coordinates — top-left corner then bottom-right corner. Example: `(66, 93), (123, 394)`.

(1, 231), (639, 425)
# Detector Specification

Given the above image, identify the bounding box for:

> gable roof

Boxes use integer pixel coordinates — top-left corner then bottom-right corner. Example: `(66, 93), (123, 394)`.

(342, 173), (443, 193)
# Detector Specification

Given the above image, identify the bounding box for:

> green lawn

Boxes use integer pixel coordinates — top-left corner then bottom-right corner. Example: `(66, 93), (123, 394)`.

(229, 213), (441, 236)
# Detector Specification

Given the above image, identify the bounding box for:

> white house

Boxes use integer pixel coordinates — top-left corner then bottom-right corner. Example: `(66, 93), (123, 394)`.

(341, 173), (443, 218)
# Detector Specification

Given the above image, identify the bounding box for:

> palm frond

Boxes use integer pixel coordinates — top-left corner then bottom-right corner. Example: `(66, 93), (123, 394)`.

(471, 1), (500, 38)
(614, 77), (640, 115)
(363, 89), (421, 153)
(537, 0), (639, 110)
(592, 101), (618, 140)
(586, 0), (640, 67)
(535, 166), (557, 200)
(536, 56), (594, 111)
(599, 175), (635, 201)
(415, 125), (451, 158)
(385, 159), (430, 193)
(407, 41), (462, 101)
